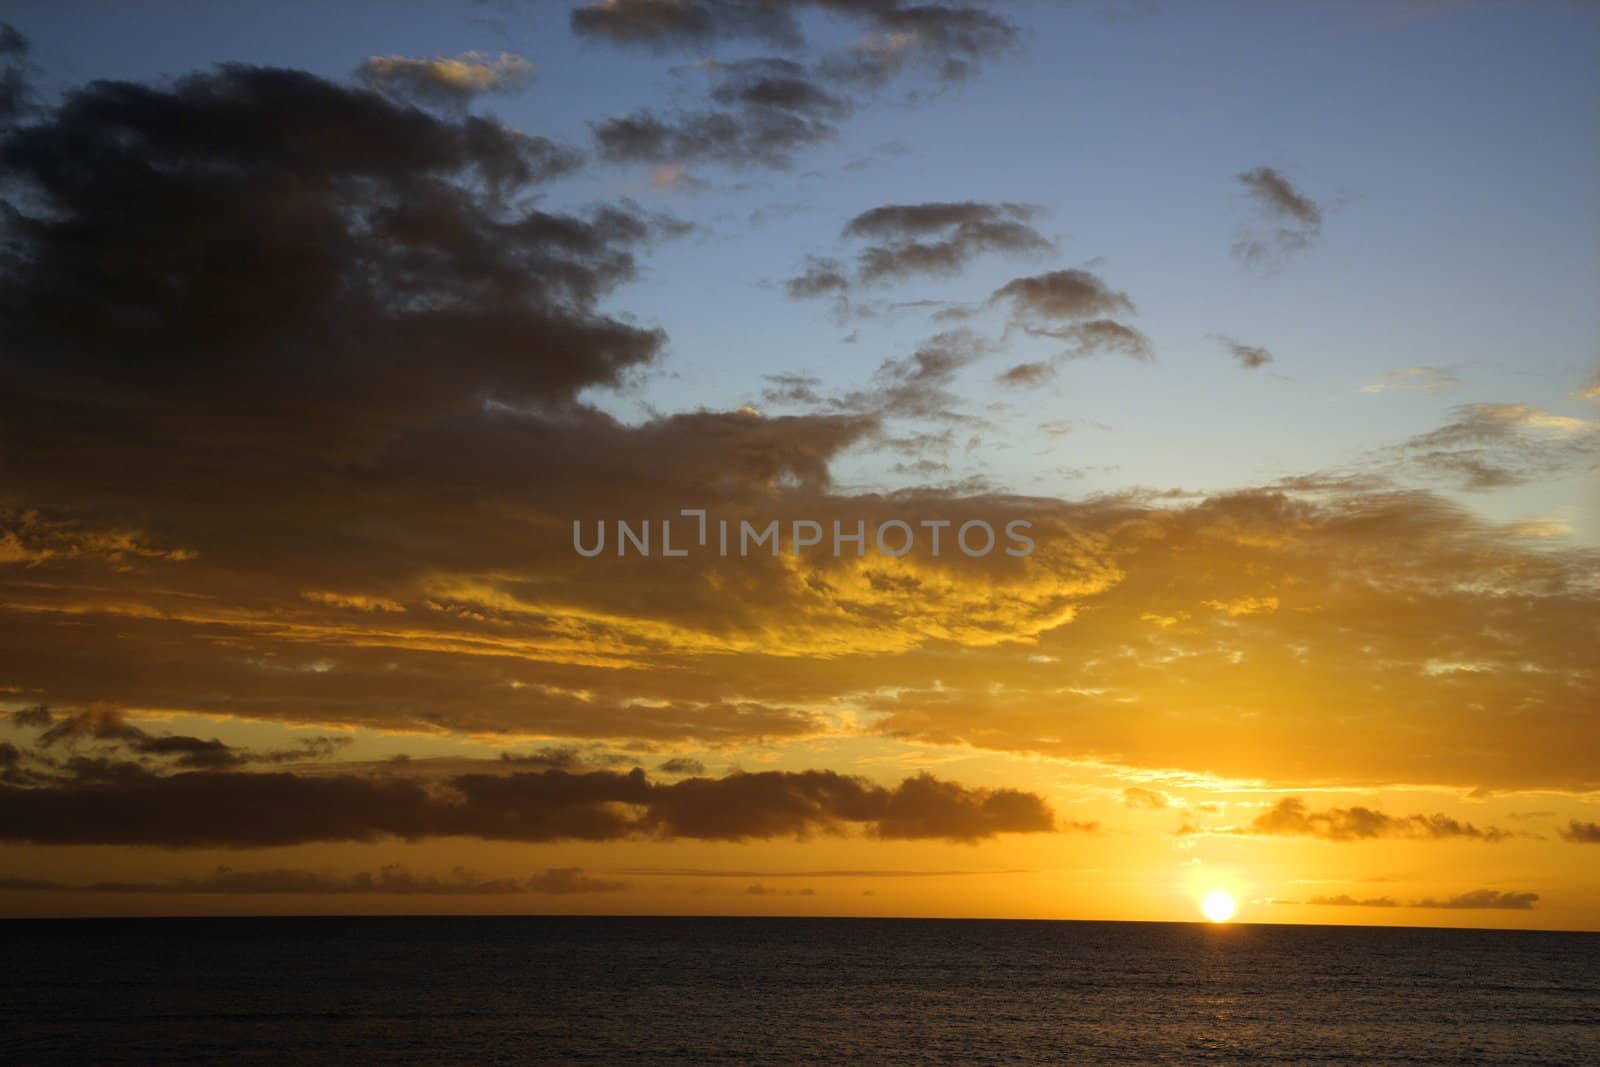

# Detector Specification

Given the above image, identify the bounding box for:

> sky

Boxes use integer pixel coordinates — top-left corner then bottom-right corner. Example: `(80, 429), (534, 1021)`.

(0, 0), (1596, 929)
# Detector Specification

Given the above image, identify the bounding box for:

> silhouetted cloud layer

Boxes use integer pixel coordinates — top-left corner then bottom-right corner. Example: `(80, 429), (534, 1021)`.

(1308, 889), (1538, 910)
(0, 865), (629, 895)
(0, 765), (1057, 847)
(1248, 798), (1512, 842)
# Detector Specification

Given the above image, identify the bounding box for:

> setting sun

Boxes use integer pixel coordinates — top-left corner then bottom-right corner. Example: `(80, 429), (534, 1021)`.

(1202, 891), (1238, 924)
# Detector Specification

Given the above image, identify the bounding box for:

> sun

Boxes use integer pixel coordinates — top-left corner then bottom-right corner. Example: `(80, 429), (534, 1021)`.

(1201, 890), (1237, 923)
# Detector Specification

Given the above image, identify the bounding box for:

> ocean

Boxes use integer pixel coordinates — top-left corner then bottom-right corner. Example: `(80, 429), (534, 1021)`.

(3, 917), (1596, 1064)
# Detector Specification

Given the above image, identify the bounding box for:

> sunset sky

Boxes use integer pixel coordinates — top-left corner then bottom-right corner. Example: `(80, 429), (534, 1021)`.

(1, 0), (1596, 929)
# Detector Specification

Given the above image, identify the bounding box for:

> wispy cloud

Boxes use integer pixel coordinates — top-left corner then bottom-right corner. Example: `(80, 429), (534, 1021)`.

(1233, 166), (1324, 267)
(1362, 367), (1462, 394)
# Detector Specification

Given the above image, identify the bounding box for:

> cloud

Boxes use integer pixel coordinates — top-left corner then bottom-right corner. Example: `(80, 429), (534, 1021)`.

(843, 202), (1051, 284)
(302, 591), (407, 614)
(819, 4), (1019, 87)
(997, 361), (1054, 387)
(1307, 889), (1538, 910)
(0, 22), (27, 125)
(842, 329), (992, 418)
(1122, 786), (1169, 810)
(1217, 337), (1274, 370)
(570, 1), (1019, 86)
(1204, 595), (1278, 617)
(785, 202), (1053, 299)
(1571, 370), (1600, 400)
(785, 256), (852, 299)
(990, 269), (1134, 321)
(1398, 403), (1599, 491)
(0, 765), (1058, 847)
(0, 865), (628, 895)
(1233, 166), (1323, 266)
(986, 271), (1150, 369)
(615, 866), (1031, 878)
(1362, 367), (1462, 394)
(1307, 894), (1398, 907)
(1024, 319), (1153, 364)
(526, 867), (632, 894)
(1561, 820), (1600, 844)
(6, 708), (349, 778)
(1412, 889), (1539, 910)
(9, 705), (52, 729)
(1247, 798), (1513, 842)
(658, 757), (707, 775)
(571, 0), (808, 50)
(0, 63), (654, 454)
(594, 57), (849, 168)
(357, 51), (534, 108)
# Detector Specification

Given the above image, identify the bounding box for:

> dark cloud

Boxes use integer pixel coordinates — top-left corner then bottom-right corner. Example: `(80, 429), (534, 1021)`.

(845, 202), (1050, 284)
(1218, 336), (1274, 370)
(840, 329), (991, 418)
(785, 256), (852, 299)
(1307, 894), (1398, 907)
(0, 22), (27, 125)
(617, 866), (1032, 878)
(1233, 166), (1323, 266)
(1397, 404), (1598, 492)
(0, 766), (1057, 847)
(571, 0), (807, 50)
(1248, 798), (1512, 842)
(990, 269), (1134, 321)
(785, 203), (1051, 297)
(0, 865), (628, 895)
(996, 361), (1054, 387)
(570, 1), (1019, 86)
(1025, 319), (1153, 363)
(594, 57), (849, 168)
(988, 270), (1149, 370)
(357, 51), (535, 109)
(12, 708), (351, 777)
(992, 268), (1132, 327)
(0, 876), (60, 890)
(760, 372), (829, 405)
(819, 3), (1019, 87)
(1412, 889), (1539, 910)
(9, 705), (54, 729)
(658, 757), (707, 775)
(526, 867), (632, 894)
(1561, 820), (1600, 844)
(0, 63), (653, 473)
(1307, 890), (1538, 910)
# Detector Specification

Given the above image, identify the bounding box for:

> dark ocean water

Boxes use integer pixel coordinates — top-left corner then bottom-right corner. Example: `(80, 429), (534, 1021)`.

(2, 916), (1597, 1065)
